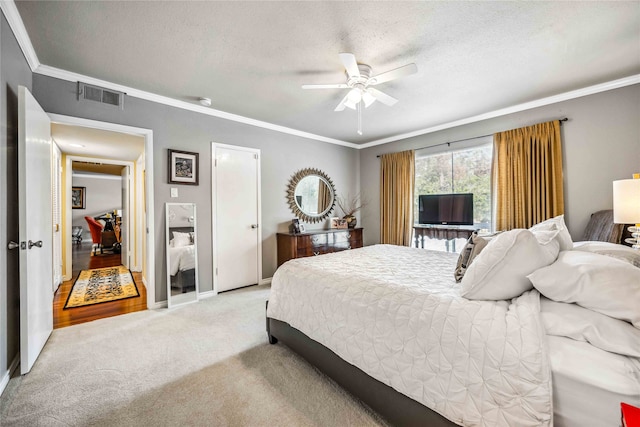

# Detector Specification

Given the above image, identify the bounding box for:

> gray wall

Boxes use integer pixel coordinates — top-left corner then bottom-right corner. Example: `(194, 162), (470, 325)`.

(0, 11), (33, 387)
(32, 74), (359, 302)
(72, 174), (122, 240)
(360, 84), (640, 245)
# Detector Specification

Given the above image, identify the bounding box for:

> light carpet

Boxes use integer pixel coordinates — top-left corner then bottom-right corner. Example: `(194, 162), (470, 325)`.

(64, 266), (139, 309)
(0, 285), (387, 426)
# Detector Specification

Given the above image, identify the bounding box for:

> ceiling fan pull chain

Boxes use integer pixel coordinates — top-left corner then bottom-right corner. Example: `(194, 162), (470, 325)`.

(357, 100), (363, 135)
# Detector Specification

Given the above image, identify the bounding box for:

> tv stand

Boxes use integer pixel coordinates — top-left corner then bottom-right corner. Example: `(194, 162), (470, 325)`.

(413, 225), (475, 251)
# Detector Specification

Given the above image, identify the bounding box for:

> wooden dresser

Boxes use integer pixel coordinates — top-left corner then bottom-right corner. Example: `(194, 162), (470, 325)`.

(277, 228), (363, 267)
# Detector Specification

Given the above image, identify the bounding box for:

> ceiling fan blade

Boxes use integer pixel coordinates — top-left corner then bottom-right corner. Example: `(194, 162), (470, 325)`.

(367, 88), (398, 106)
(302, 84), (349, 89)
(369, 63), (417, 85)
(334, 94), (349, 112)
(339, 53), (360, 79)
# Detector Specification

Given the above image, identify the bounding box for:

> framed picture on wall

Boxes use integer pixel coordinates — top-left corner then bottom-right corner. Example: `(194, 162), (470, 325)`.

(71, 186), (85, 209)
(168, 149), (199, 185)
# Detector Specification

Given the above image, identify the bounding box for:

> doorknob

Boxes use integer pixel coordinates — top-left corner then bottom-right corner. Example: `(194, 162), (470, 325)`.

(251, 224), (259, 229)
(28, 240), (43, 249)
(7, 241), (19, 250)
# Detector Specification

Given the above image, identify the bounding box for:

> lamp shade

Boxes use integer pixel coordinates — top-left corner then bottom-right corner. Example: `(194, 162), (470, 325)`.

(613, 179), (640, 223)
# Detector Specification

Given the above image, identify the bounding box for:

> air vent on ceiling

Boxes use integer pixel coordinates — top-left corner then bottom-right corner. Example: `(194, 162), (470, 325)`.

(77, 82), (125, 109)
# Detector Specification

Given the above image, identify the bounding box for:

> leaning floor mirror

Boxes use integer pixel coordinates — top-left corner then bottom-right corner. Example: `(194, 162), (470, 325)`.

(166, 203), (199, 308)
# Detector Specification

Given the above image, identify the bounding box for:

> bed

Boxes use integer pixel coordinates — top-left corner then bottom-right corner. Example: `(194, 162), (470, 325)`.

(168, 227), (196, 293)
(266, 235), (640, 426)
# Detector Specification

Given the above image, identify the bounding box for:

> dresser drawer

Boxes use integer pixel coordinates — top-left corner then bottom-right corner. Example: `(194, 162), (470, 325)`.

(296, 234), (328, 249)
(277, 228), (364, 267)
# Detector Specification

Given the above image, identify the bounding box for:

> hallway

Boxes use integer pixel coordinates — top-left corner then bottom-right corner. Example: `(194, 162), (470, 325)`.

(53, 242), (146, 329)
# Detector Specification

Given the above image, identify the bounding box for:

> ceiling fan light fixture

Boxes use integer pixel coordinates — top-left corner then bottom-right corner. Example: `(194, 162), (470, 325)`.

(303, 53), (418, 136)
(347, 88), (362, 104)
(362, 91), (376, 108)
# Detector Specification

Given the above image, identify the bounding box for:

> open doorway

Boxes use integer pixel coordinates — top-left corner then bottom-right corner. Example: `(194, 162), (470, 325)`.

(50, 121), (151, 328)
(70, 162), (127, 275)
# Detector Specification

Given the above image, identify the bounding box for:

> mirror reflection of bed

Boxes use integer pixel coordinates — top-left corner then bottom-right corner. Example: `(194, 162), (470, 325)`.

(169, 226), (196, 296)
(165, 203), (198, 308)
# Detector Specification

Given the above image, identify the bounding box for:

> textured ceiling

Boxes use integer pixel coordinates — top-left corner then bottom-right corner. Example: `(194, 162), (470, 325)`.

(16, 1), (640, 144)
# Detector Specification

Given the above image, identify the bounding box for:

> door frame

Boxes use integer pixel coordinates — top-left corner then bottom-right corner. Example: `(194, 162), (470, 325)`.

(211, 142), (262, 294)
(64, 155), (135, 272)
(49, 114), (156, 310)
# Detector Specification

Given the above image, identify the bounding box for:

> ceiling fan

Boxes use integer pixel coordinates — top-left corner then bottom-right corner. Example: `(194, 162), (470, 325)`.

(302, 53), (418, 135)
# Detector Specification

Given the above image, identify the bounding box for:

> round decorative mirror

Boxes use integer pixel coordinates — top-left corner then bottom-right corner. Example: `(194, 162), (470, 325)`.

(286, 168), (336, 223)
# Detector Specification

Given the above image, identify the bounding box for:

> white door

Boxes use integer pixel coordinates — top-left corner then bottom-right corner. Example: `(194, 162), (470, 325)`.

(18, 86), (53, 374)
(121, 165), (129, 268)
(212, 144), (261, 293)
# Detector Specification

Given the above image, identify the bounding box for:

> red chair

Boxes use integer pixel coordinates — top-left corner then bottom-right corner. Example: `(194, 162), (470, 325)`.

(85, 216), (116, 255)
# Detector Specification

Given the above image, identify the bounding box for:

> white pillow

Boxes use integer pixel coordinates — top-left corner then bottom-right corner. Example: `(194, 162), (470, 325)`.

(461, 229), (555, 300)
(572, 241), (640, 267)
(529, 251), (640, 328)
(540, 297), (640, 357)
(530, 214), (573, 251)
(530, 228), (561, 264)
(172, 231), (192, 248)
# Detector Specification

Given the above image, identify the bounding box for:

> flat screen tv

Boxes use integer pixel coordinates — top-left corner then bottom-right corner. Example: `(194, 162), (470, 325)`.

(418, 193), (474, 226)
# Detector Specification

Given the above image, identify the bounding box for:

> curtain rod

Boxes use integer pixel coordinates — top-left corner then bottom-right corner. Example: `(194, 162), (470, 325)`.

(376, 117), (568, 158)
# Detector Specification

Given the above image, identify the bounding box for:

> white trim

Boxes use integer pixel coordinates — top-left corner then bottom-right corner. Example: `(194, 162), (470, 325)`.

(51, 114), (155, 310)
(0, 1), (39, 71)
(359, 74), (640, 149)
(65, 155), (135, 277)
(0, 353), (20, 397)
(3, 0), (638, 149)
(197, 290), (217, 300)
(133, 153), (145, 272)
(39, 64), (640, 150)
(259, 277), (272, 286)
(71, 173), (123, 181)
(149, 301), (167, 310)
(211, 143), (262, 295)
(36, 64), (357, 148)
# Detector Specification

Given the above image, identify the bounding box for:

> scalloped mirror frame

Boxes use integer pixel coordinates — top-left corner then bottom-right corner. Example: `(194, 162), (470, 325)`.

(286, 168), (336, 223)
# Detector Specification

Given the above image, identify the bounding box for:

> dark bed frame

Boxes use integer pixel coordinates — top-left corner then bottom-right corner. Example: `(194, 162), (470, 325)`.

(266, 303), (457, 427)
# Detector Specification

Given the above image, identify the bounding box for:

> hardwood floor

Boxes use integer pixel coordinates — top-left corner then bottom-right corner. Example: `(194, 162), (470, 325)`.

(53, 242), (147, 329)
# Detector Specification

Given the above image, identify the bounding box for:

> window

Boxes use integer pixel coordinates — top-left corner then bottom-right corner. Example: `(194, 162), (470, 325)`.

(414, 142), (493, 252)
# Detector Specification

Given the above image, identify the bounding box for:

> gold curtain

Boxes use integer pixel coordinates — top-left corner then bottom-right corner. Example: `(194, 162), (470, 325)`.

(380, 150), (415, 245)
(493, 120), (564, 230)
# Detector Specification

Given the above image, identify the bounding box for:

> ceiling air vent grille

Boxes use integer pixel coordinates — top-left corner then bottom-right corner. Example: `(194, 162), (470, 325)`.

(77, 82), (125, 109)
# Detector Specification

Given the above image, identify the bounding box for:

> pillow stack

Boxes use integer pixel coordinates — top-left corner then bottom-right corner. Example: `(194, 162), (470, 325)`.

(529, 251), (640, 328)
(172, 231), (192, 248)
(457, 215), (570, 300)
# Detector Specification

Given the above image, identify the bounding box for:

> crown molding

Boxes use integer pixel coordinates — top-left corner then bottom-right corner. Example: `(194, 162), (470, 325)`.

(4, 0), (639, 150)
(36, 65), (358, 149)
(359, 74), (640, 149)
(0, 0), (39, 70)
(2, 2), (356, 148)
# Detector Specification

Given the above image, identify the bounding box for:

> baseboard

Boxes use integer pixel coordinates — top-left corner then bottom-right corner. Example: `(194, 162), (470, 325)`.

(149, 301), (167, 309)
(198, 290), (217, 299)
(0, 353), (20, 397)
(259, 277), (272, 285)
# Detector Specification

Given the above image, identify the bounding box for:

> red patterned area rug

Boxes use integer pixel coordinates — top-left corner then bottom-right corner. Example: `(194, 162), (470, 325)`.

(64, 266), (139, 309)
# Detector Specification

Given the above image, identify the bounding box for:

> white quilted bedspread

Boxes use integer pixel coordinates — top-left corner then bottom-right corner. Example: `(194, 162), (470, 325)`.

(267, 245), (552, 426)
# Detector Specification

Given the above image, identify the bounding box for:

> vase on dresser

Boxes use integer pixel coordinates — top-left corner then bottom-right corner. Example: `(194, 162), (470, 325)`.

(343, 215), (357, 229)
